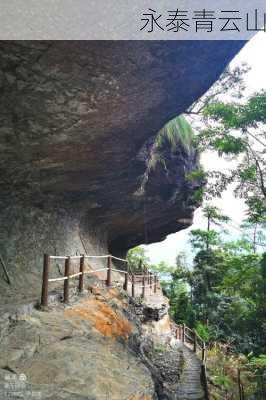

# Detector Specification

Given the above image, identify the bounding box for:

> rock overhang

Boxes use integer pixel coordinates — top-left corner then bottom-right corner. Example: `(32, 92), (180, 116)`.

(0, 40), (246, 286)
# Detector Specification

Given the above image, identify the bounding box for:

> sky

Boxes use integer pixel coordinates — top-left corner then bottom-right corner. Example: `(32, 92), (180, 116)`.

(144, 32), (266, 266)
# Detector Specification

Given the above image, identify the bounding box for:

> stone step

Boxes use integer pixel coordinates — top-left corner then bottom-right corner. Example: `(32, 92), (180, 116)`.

(175, 343), (205, 400)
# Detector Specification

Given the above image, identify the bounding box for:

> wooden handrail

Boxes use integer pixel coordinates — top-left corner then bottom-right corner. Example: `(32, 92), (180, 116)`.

(201, 364), (209, 400)
(40, 254), (213, 397)
(49, 254), (128, 262)
(185, 326), (194, 334)
(41, 253), (157, 307)
(175, 323), (206, 362)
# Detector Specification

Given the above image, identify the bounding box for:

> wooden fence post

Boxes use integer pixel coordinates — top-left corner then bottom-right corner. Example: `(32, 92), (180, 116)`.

(123, 264), (128, 291)
(142, 273), (145, 298)
(182, 324), (185, 343)
(202, 344), (206, 363)
(241, 385), (245, 400)
(193, 329), (197, 352)
(154, 275), (157, 293)
(78, 255), (85, 291)
(106, 256), (112, 286)
(150, 273), (153, 290)
(41, 254), (50, 307)
(201, 364), (209, 400)
(237, 369), (242, 400)
(132, 274), (135, 297)
(176, 327), (179, 340)
(144, 267), (147, 284)
(63, 256), (70, 303)
(139, 260), (142, 273)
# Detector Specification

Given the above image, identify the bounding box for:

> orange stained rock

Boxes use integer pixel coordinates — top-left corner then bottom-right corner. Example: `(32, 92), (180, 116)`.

(128, 395), (152, 400)
(108, 287), (121, 299)
(107, 287), (128, 306)
(64, 299), (132, 339)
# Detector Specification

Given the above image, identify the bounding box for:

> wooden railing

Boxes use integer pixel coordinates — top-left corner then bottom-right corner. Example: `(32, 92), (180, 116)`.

(129, 269), (158, 299)
(237, 368), (245, 400)
(41, 254), (158, 307)
(175, 325), (261, 400)
(40, 255), (259, 400)
(175, 323), (206, 362)
(175, 323), (209, 400)
(41, 255), (211, 396)
(41, 253), (129, 307)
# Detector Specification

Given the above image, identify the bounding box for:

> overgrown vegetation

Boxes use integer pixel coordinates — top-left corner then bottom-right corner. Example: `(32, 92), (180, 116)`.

(155, 115), (194, 153)
(146, 115), (194, 174)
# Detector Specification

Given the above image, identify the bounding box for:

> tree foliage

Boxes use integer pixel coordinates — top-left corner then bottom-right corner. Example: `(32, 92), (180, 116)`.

(167, 206), (266, 355)
(126, 246), (150, 272)
(186, 63), (266, 216)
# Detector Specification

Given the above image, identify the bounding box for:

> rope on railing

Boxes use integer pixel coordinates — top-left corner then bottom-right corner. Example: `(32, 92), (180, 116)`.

(41, 253), (210, 396)
(84, 268), (108, 273)
(48, 276), (68, 282)
(41, 253), (129, 307)
(41, 252), (158, 307)
(131, 282), (156, 288)
(84, 255), (109, 259)
(111, 255), (128, 263)
(111, 268), (128, 274)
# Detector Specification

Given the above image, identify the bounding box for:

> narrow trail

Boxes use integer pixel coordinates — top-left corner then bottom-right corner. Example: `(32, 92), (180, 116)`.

(176, 342), (204, 400)
(133, 283), (205, 400)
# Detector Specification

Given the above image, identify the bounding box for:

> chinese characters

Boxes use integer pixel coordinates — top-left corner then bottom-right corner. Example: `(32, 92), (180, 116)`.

(140, 8), (266, 33)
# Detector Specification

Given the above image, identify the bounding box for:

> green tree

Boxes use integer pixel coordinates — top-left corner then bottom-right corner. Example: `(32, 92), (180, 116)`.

(126, 246), (150, 272)
(168, 253), (195, 326)
(150, 260), (176, 292)
(186, 63), (266, 226)
(199, 92), (266, 202)
(167, 202), (264, 352)
(241, 197), (266, 254)
(190, 205), (230, 251)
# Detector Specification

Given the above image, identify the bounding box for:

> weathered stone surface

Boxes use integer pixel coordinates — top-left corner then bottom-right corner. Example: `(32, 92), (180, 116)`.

(130, 296), (169, 324)
(0, 286), (156, 400)
(0, 273), (206, 400)
(0, 41), (245, 301)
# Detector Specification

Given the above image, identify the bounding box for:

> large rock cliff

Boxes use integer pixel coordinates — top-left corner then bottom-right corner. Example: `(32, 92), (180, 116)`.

(0, 41), (245, 302)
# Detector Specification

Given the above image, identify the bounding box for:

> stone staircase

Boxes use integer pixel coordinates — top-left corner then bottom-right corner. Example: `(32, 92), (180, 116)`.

(136, 285), (205, 399)
(176, 341), (204, 400)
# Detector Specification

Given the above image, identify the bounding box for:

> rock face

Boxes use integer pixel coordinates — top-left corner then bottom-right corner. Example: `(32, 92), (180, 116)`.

(0, 41), (245, 300)
(0, 285), (156, 400)
(0, 274), (203, 400)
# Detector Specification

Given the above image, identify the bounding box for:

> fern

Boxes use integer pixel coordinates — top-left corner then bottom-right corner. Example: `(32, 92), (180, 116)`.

(139, 115), (195, 194)
(155, 115), (194, 153)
